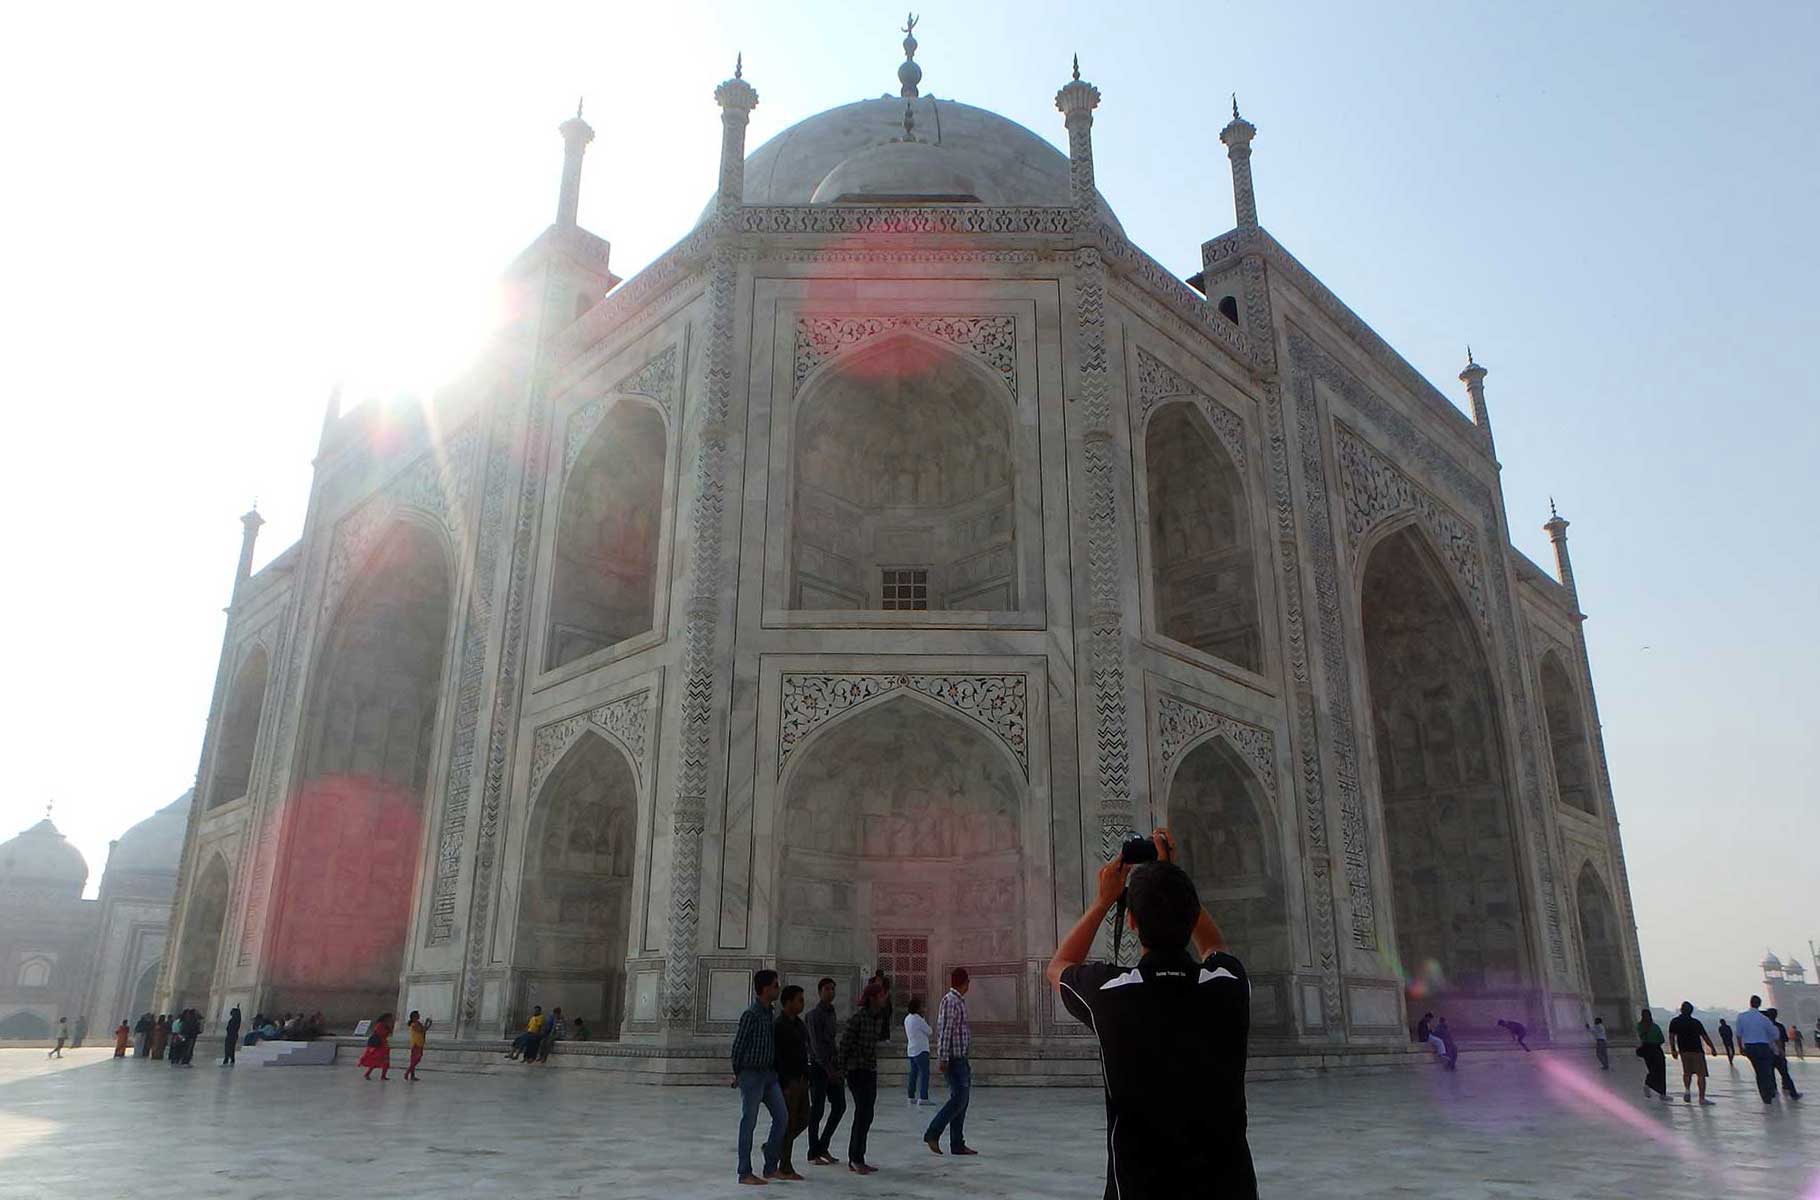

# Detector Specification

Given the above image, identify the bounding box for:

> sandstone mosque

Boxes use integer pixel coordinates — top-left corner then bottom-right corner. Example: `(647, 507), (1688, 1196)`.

(158, 22), (1646, 1076)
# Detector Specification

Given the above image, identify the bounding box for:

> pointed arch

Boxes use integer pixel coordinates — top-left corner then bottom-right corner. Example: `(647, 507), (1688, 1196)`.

(1144, 399), (1261, 671)
(790, 333), (1017, 612)
(1540, 650), (1596, 815)
(1165, 735), (1290, 977)
(547, 398), (668, 669)
(208, 644), (270, 809)
(173, 853), (232, 1016)
(1574, 862), (1630, 1022)
(513, 731), (640, 1038)
(271, 519), (453, 1024)
(1361, 524), (1532, 1026)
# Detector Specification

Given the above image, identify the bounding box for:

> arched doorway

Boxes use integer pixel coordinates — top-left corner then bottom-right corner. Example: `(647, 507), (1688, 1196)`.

(271, 521), (452, 1024)
(546, 402), (666, 669)
(1167, 738), (1290, 1003)
(778, 697), (1025, 1022)
(1539, 651), (1596, 815)
(1575, 863), (1630, 1024)
(173, 855), (231, 1016)
(513, 735), (638, 1038)
(130, 958), (161, 1020)
(791, 337), (1016, 612)
(1144, 402), (1261, 672)
(1361, 526), (1531, 1030)
(208, 646), (270, 809)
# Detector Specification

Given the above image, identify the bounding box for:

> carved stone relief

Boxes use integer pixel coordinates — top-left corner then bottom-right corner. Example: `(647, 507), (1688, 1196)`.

(1155, 693), (1276, 798)
(793, 316), (1016, 396)
(779, 674), (1028, 778)
(563, 344), (680, 476)
(527, 690), (655, 800)
(1133, 346), (1247, 470)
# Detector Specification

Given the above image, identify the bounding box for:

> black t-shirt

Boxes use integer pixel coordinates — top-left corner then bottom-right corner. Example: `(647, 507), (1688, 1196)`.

(1060, 949), (1256, 1200)
(1666, 1014), (1709, 1054)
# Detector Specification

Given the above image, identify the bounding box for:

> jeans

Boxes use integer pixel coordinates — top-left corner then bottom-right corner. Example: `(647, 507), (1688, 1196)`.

(1594, 1041), (1609, 1071)
(907, 1051), (930, 1100)
(1743, 1043), (1779, 1102)
(807, 1064), (845, 1159)
(923, 1055), (972, 1149)
(735, 1069), (786, 1179)
(845, 1069), (878, 1165)
(222, 1035), (236, 1064)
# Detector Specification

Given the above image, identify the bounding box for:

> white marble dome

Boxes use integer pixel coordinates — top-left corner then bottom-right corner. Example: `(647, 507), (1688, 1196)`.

(0, 818), (88, 897)
(105, 790), (190, 875)
(703, 95), (1122, 230)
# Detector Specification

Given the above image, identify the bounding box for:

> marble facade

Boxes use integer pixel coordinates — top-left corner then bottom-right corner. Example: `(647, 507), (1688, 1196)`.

(159, 36), (1645, 1070)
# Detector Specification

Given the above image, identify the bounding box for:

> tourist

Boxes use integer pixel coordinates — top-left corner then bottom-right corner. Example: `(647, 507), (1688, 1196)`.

(1716, 1017), (1736, 1064)
(870, 970), (894, 1045)
(150, 1014), (169, 1060)
(837, 982), (889, 1175)
(403, 1011), (430, 1082)
(1496, 1018), (1531, 1051)
(1736, 996), (1783, 1103)
(1045, 828), (1257, 1200)
(572, 1018), (591, 1042)
(73, 1016), (87, 1049)
(506, 1006), (544, 1060)
(1585, 1018), (1609, 1070)
(531, 1006), (566, 1064)
(1764, 1008), (1801, 1099)
(922, 967), (976, 1157)
(133, 1012), (152, 1058)
(729, 968), (786, 1186)
(1433, 1017), (1458, 1070)
(182, 1009), (203, 1065)
(1666, 1001), (1717, 1105)
(1792, 1025), (1806, 1058)
(48, 1017), (68, 1059)
(1414, 1011), (1434, 1045)
(222, 1006), (242, 1066)
(904, 996), (932, 1106)
(113, 1020), (131, 1058)
(804, 977), (846, 1168)
(167, 1011), (187, 1067)
(773, 985), (810, 1181)
(360, 1012), (394, 1081)
(1635, 1008), (1668, 1101)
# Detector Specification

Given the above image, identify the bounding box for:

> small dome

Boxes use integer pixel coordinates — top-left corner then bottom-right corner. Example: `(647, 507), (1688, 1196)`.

(106, 791), (191, 875)
(811, 140), (994, 205)
(1762, 950), (1783, 969)
(0, 817), (89, 897)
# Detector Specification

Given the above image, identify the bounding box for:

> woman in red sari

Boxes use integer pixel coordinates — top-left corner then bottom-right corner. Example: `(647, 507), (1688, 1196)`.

(359, 1012), (394, 1081)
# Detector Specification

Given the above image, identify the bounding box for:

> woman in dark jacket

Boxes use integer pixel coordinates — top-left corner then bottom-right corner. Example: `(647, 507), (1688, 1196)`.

(1635, 1008), (1668, 1101)
(837, 984), (890, 1175)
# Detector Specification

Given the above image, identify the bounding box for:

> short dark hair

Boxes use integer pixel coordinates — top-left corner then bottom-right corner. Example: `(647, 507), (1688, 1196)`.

(754, 969), (780, 993)
(1750, 994), (1762, 1007)
(1126, 861), (1200, 950)
(908, 996), (922, 1015)
(1680, 1001), (1693, 1014)
(817, 977), (836, 992)
(780, 985), (804, 1006)
(950, 966), (970, 988)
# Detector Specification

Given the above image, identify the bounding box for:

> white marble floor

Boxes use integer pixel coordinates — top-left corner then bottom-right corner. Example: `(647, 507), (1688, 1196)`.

(0, 1047), (1814, 1198)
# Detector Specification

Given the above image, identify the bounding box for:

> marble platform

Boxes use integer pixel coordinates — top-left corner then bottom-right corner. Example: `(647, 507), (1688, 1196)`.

(0, 1048), (1813, 1198)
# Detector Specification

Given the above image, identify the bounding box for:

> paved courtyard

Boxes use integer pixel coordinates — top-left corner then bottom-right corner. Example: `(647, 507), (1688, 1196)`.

(0, 1047), (1813, 1198)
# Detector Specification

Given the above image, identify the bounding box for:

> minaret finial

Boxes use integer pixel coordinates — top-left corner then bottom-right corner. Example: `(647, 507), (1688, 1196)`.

(576, 96), (584, 119)
(1549, 495), (1559, 520)
(1232, 93), (1240, 120)
(1072, 54), (1080, 82)
(44, 799), (52, 821)
(735, 52), (743, 80)
(898, 13), (922, 98)
(1466, 344), (1476, 367)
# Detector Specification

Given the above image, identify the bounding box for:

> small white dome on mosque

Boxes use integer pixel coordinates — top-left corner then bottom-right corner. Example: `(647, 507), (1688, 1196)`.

(1762, 950), (1783, 969)
(0, 817), (89, 898)
(105, 790), (190, 875)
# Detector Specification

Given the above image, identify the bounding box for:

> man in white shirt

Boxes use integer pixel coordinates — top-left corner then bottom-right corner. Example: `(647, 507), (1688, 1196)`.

(1735, 995), (1783, 1104)
(904, 999), (932, 1106)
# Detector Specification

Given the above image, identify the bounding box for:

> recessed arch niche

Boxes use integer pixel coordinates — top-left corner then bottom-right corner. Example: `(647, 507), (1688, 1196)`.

(172, 854), (231, 1015)
(1539, 651), (1596, 816)
(1574, 862), (1631, 1023)
(1144, 401), (1261, 672)
(271, 520), (452, 1024)
(1362, 525), (1529, 1025)
(1166, 737), (1290, 977)
(208, 646), (270, 809)
(512, 734), (638, 1038)
(777, 696), (1025, 1021)
(790, 336), (1016, 613)
(547, 401), (667, 669)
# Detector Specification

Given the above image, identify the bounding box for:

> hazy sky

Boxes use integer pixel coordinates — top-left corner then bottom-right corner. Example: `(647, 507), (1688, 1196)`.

(2, 1), (1813, 1012)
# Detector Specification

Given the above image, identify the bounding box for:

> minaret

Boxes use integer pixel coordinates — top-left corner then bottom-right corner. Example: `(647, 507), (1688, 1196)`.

(556, 98), (594, 229)
(1220, 95), (1259, 230)
(232, 506), (264, 603)
(1054, 54), (1102, 225)
(713, 56), (759, 222)
(1543, 498), (1577, 604)
(1460, 346), (1494, 455)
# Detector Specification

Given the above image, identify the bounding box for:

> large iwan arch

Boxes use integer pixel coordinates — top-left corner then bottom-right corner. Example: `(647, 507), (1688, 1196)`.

(172, 854), (231, 1016)
(1539, 650), (1596, 815)
(1166, 737), (1290, 974)
(1574, 862), (1631, 1023)
(208, 646), (269, 809)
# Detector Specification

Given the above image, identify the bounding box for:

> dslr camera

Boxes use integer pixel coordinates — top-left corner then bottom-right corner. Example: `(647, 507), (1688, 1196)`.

(1119, 832), (1159, 865)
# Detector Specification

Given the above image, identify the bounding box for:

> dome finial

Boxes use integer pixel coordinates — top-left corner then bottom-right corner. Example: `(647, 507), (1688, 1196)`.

(1232, 93), (1240, 120)
(1072, 54), (1080, 82)
(735, 52), (743, 80)
(898, 13), (922, 98)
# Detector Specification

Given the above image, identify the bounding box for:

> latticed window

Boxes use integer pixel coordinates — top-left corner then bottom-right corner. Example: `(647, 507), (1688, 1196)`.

(876, 934), (929, 1010)
(881, 568), (929, 610)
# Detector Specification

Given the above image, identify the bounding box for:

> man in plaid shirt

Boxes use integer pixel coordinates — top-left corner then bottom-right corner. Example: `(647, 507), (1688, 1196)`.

(922, 967), (978, 1155)
(730, 969), (787, 1184)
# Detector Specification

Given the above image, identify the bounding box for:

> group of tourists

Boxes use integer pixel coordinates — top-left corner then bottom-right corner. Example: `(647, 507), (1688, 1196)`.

(356, 1011), (430, 1082)
(1412, 1012), (1459, 1069)
(504, 1005), (577, 1063)
(110, 1009), (207, 1064)
(1623, 998), (1804, 1106)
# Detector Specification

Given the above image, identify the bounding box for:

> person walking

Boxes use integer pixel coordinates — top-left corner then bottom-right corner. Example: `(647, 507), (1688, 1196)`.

(1792, 1025), (1806, 1059)
(1635, 1008), (1668, 1102)
(113, 1020), (131, 1058)
(48, 1017), (68, 1058)
(149, 1014), (169, 1060)
(1586, 1019), (1610, 1071)
(222, 1007), (242, 1066)
(166, 1010), (188, 1067)
(1716, 1017), (1736, 1065)
(837, 982), (889, 1175)
(922, 968), (977, 1156)
(1496, 1018), (1531, 1051)
(1736, 996), (1784, 1104)
(133, 1012), (152, 1059)
(182, 1009), (203, 1065)
(730, 969), (787, 1186)
(1666, 1001), (1717, 1105)
(904, 996), (932, 1106)
(804, 978), (846, 1168)
(774, 985), (810, 1181)
(360, 1012), (394, 1081)
(1765, 1008), (1802, 1099)
(403, 1012), (430, 1081)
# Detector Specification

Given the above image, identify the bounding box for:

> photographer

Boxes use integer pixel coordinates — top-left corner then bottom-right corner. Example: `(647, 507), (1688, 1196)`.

(1045, 828), (1256, 1200)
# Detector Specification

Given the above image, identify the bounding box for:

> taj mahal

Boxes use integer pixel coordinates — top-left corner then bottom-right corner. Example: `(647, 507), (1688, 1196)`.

(154, 25), (1646, 1078)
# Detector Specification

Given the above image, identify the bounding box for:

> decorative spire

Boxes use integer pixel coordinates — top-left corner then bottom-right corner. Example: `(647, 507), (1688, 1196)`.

(735, 52), (743, 80)
(1544, 501), (1577, 601)
(1220, 98), (1259, 230)
(1232, 93), (1240, 120)
(1072, 54), (1080, 82)
(713, 58), (759, 220)
(1458, 347), (1492, 453)
(555, 100), (596, 229)
(898, 13), (922, 98)
(1055, 58), (1102, 227)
